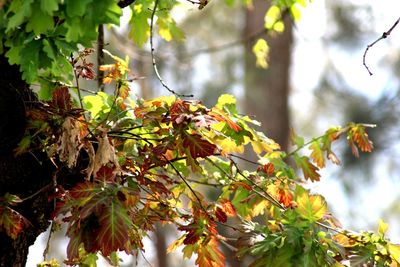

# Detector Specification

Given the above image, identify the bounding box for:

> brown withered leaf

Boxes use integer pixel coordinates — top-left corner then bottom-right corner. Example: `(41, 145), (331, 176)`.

(58, 117), (84, 168)
(92, 131), (121, 180)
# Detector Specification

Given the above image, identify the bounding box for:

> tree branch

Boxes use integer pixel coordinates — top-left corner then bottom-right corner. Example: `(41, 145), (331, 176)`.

(363, 16), (400, 76)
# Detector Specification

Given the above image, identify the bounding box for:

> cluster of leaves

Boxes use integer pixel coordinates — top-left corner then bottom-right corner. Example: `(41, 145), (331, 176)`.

(0, 1), (398, 267)
(5, 48), (399, 266)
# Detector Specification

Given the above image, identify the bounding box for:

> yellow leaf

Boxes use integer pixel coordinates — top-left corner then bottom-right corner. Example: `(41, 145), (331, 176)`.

(167, 236), (185, 253)
(252, 39), (269, 69)
(389, 243), (400, 264)
(214, 138), (244, 156)
(309, 140), (325, 168)
(216, 94), (236, 109)
(296, 193), (327, 222)
(251, 199), (270, 218)
(264, 5), (284, 32)
(378, 218), (389, 236)
(250, 131), (280, 155)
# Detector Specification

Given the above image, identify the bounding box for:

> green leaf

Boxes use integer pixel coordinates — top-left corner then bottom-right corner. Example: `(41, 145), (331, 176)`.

(82, 253), (98, 267)
(6, 0), (34, 32)
(294, 155), (321, 182)
(129, 1), (151, 47)
(40, 0), (59, 15)
(26, 3), (54, 35)
(66, 0), (93, 17)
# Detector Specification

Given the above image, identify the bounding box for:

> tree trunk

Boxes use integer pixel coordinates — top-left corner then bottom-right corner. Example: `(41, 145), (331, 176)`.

(244, 0), (293, 152)
(0, 56), (54, 267)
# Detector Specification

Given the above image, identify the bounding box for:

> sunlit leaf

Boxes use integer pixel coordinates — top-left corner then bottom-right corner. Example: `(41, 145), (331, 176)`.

(296, 192), (327, 222)
(309, 140), (325, 168)
(252, 39), (269, 69)
(378, 219), (389, 236)
(294, 155), (321, 182)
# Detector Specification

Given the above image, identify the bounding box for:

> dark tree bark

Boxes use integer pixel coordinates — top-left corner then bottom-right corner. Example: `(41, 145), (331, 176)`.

(244, 0), (293, 152)
(0, 56), (54, 267)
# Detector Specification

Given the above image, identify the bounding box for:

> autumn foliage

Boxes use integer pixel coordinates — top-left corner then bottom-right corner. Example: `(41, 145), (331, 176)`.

(0, 1), (399, 267)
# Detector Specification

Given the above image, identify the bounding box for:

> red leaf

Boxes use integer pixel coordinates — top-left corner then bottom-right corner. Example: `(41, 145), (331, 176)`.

(182, 133), (216, 158)
(51, 86), (72, 112)
(96, 200), (133, 256)
(215, 207), (227, 223)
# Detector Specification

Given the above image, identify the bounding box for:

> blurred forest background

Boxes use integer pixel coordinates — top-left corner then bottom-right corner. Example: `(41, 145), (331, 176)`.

(28, 0), (400, 266)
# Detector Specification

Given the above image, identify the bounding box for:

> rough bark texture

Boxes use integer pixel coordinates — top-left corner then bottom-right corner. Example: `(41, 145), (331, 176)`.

(0, 56), (54, 267)
(244, 0), (293, 152)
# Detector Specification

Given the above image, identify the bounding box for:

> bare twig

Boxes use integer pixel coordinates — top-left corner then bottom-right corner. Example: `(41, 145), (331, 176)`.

(97, 24), (105, 91)
(72, 57), (84, 110)
(165, 157), (207, 213)
(149, 0), (193, 98)
(363, 16), (400, 76)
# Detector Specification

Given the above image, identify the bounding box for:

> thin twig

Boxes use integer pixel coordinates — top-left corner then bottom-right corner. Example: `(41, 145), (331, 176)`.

(72, 57), (84, 110)
(231, 160), (285, 209)
(97, 24), (105, 91)
(363, 16), (400, 76)
(165, 157), (208, 213)
(149, 0), (193, 98)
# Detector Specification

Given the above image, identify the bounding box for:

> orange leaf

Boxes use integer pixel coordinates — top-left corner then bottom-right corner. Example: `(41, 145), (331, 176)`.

(195, 237), (225, 267)
(350, 125), (374, 153)
(219, 199), (236, 217)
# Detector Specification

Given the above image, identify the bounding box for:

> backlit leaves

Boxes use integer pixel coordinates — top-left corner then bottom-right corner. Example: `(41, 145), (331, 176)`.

(348, 124), (375, 157)
(294, 155), (321, 182)
(296, 192), (327, 222)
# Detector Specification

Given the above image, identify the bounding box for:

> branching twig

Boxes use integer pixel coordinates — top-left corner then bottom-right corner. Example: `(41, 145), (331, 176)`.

(165, 157), (207, 213)
(149, 0), (193, 98)
(363, 16), (400, 76)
